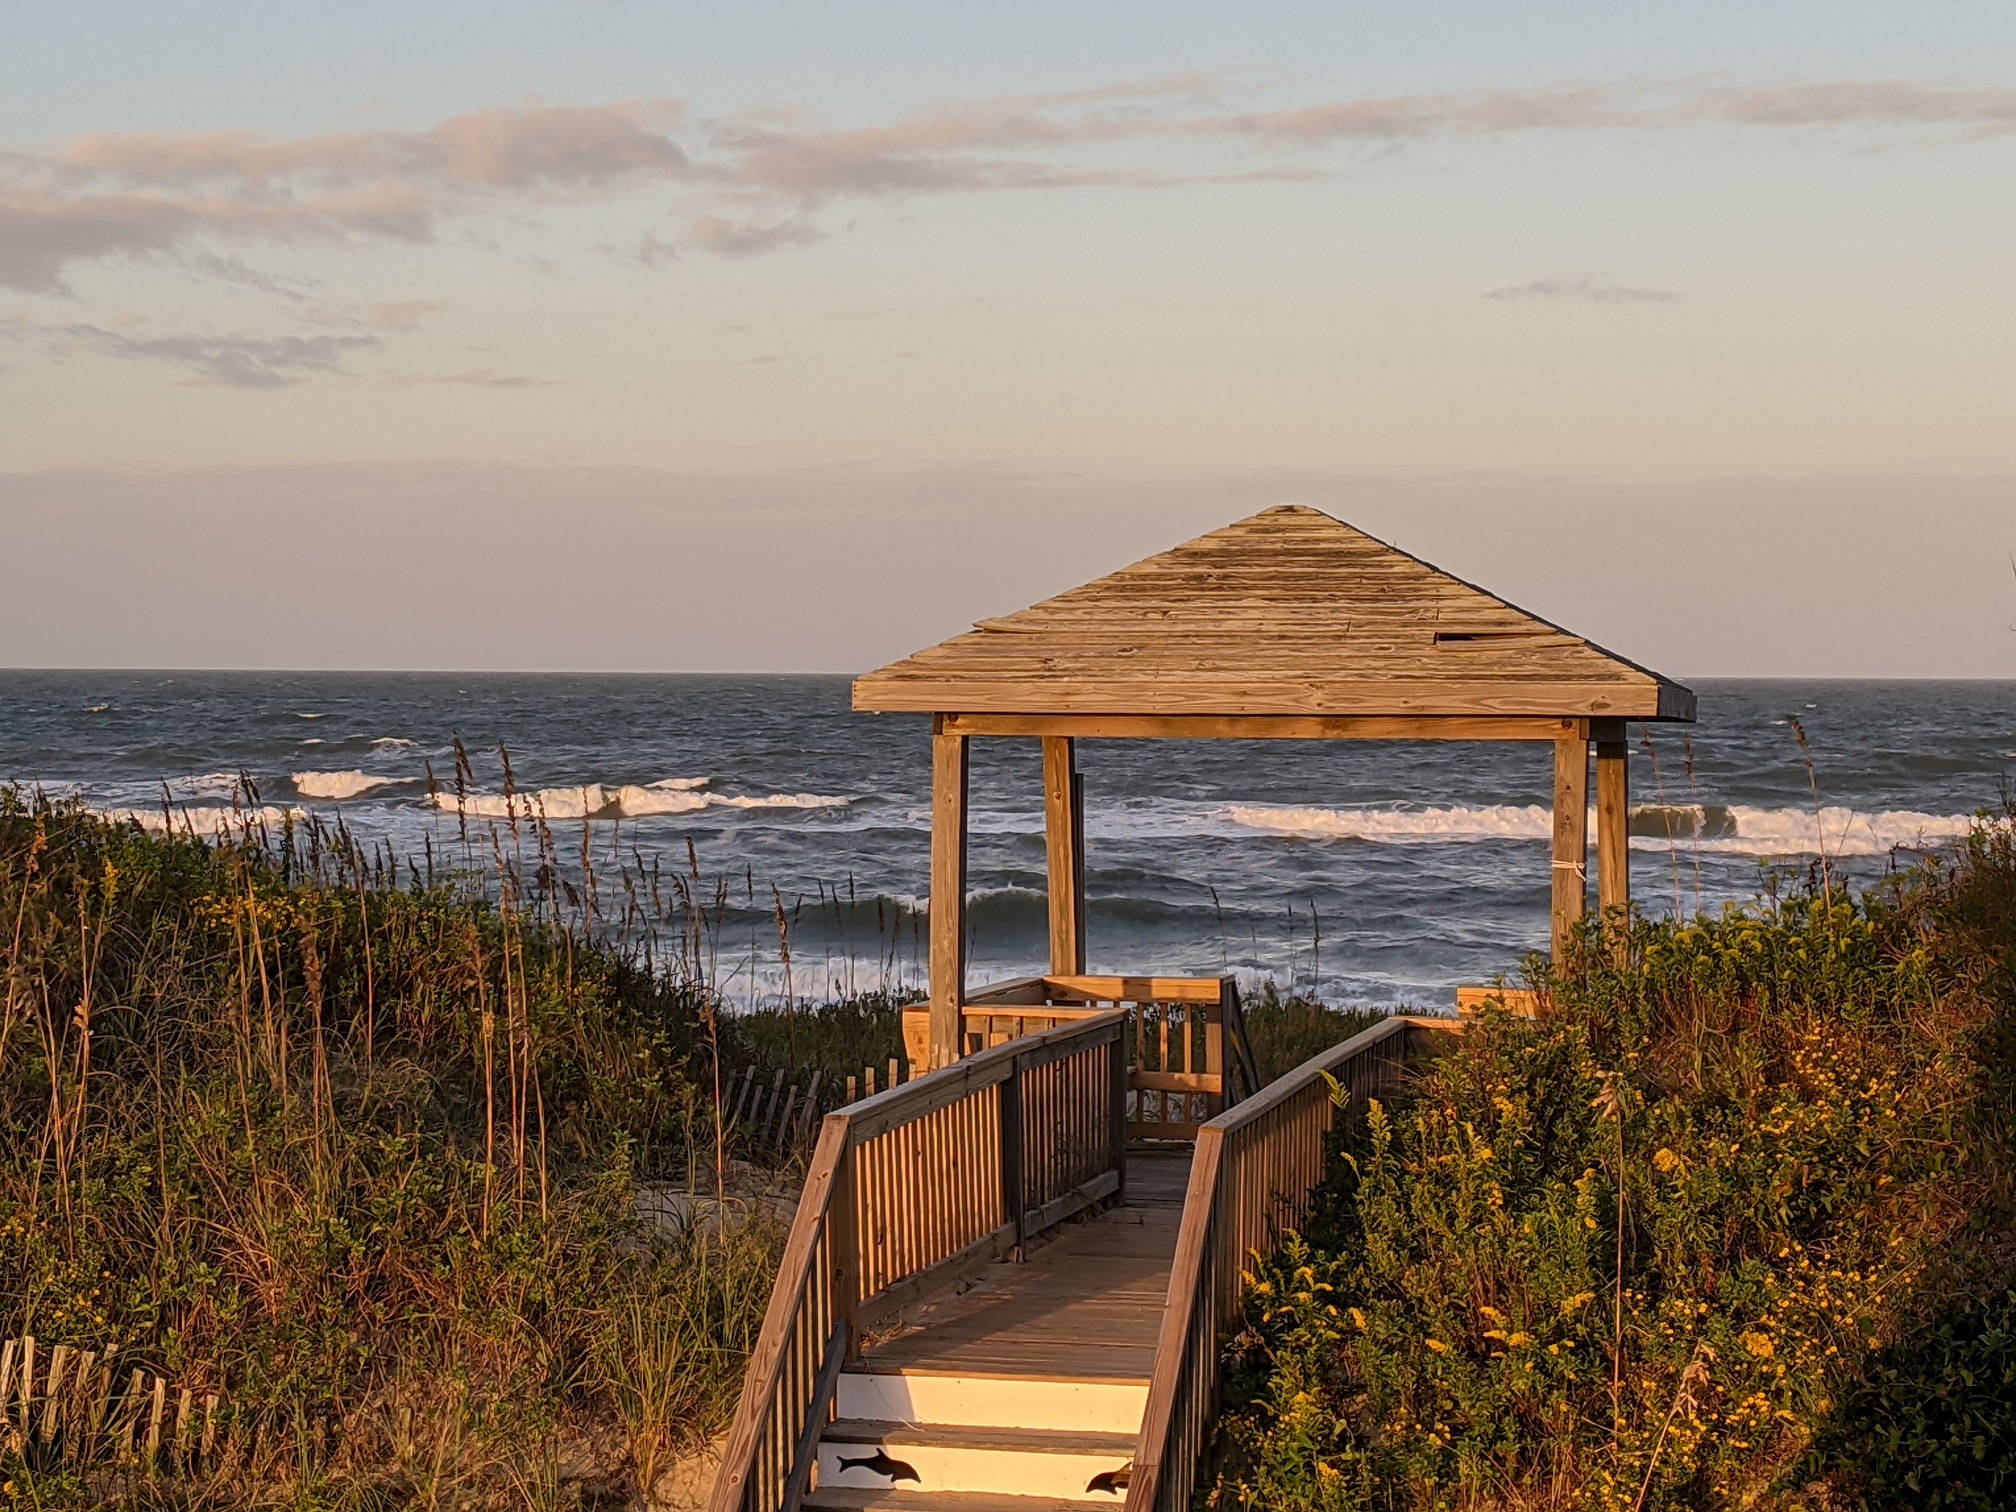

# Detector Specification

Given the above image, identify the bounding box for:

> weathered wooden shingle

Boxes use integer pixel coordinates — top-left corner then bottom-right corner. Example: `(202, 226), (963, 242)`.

(853, 505), (1692, 720)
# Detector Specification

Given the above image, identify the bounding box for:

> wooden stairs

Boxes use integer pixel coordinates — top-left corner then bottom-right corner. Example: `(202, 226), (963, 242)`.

(707, 1000), (1458, 1512)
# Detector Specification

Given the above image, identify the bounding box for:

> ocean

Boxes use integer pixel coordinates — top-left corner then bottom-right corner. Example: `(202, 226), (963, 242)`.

(1, 672), (2008, 1009)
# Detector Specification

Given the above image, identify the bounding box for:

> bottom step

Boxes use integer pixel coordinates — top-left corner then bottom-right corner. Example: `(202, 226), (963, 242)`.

(806, 1490), (1108, 1512)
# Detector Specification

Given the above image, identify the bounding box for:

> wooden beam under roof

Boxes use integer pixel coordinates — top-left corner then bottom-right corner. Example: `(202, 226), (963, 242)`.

(943, 713), (1594, 741)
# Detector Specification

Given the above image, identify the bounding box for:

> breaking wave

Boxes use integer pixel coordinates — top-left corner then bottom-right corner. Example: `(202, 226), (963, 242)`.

(427, 778), (847, 821)
(1229, 803), (1554, 843)
(100, 804), (303, 836)
(1227, 802), (1973, 857)
(292, 770), (406, 801)
(1645, 804), (1971, 858)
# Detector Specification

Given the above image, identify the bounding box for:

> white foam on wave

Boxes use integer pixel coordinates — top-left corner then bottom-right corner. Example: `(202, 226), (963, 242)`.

(1230, 803), (1555, 843)
(1228, 801), (1974, 858)
(101, 804), (303, 837)
(610, 783), (710, 816)
(1696, 805), (1970, 858)
(427, 777), (842, 821)
(292, 770), (404, 801)
(371, 737), (418, 749)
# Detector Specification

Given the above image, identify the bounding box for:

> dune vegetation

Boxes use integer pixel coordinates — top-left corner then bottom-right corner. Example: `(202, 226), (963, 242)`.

(1214, 820), (2016, 1511)
(0, 793), (910, 1508)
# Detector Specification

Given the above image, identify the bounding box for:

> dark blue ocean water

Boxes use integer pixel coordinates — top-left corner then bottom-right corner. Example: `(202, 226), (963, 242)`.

(1, 673), (2009, 1007)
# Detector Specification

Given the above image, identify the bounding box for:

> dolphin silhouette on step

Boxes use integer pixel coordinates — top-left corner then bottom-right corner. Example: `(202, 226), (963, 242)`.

(836, 1449), (920, 1483)
(1087, 1462), (1132, 1495)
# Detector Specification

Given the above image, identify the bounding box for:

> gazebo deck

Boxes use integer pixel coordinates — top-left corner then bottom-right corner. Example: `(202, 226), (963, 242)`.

(858, 1148), (1189, 1384)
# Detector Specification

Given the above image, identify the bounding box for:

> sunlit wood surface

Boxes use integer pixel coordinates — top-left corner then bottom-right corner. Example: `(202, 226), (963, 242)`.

(861, 1149), (1189, 1384)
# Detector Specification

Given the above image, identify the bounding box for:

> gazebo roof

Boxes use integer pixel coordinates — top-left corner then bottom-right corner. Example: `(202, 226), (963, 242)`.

(854, 504), (1693, 721)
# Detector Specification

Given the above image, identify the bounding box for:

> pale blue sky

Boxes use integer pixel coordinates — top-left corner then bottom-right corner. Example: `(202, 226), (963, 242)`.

(2, 4), (2013, 672)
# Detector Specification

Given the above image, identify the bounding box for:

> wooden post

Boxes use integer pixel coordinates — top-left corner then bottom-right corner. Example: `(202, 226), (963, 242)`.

(827, 1138), (861, 1363)
(1000, 1054), (1026, 1261)
(1594, 718), (1630, 956)
(1109, 1017), (1129, 1203)
(1043, 737), (1086, 975)
(930, 718), (970, 1069)
(1551, 732), (1589, 963)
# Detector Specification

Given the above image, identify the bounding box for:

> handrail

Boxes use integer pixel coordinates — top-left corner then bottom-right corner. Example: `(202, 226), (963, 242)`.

(709, 1009), (1129, 1512)
(1126, 1015), (1464, 1512)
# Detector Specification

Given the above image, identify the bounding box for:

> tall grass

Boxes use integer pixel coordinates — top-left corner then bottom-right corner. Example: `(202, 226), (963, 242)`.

(0, 793), (783, 1505)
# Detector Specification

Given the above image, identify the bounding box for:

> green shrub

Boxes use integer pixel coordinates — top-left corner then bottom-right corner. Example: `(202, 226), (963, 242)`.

(1808, 1286), (2016, 1509)
(1214, 820), (2016, 1512)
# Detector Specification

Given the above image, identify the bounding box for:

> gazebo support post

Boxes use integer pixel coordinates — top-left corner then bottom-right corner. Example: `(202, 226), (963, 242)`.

(1550, 731), (1589, 964)
(1594, 718), (1630, 960)
(1043, 737), (1086, 976)
(930, 717), (970, 1069)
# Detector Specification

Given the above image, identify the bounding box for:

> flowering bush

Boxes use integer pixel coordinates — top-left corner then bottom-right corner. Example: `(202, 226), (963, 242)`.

(1215, 819), (2016, 1511)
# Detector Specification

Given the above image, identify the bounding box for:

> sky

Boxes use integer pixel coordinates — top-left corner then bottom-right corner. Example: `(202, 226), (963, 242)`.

(2, 2), (2013, 675)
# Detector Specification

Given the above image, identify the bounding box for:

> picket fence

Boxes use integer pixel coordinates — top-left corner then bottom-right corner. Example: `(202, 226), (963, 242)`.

(722, 1056), (913, 1155)
(0, 1335), (219, 1475)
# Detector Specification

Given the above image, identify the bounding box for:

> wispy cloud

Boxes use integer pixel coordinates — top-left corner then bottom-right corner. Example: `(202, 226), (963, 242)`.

(2, 74), (2012, 289)
(1485, 274), (1680, 305)
(5, 316), (380, 387)
(687, 214), (820, 257)
(402, 367), (549, 388)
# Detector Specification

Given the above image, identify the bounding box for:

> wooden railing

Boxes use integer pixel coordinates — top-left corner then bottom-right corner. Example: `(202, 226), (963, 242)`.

(1126, 1015), (1464, 1512)
(906, 975), (1260, 1140)
(708, 1009), (1129, 1512)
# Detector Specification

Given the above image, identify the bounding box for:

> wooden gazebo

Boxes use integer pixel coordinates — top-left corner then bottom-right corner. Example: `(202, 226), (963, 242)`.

(854, 504), (1694, 1073)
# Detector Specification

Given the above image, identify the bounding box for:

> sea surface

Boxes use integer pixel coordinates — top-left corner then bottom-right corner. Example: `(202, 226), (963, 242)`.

(1, 673), (2009, 1009)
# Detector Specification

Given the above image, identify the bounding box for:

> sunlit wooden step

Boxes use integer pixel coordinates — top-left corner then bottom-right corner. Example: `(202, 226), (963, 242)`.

(835, 1369), (1148, 1436)
(817, 1417), (1132, 1503)
(803, 1488), (1119, 1511)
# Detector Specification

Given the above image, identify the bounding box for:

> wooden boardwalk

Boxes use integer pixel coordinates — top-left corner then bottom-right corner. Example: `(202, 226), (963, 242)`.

(859, 1149), (1188, 1386)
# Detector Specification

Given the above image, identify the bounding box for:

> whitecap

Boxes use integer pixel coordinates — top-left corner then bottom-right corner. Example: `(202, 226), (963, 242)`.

(370, 737), (419, 749)
(433, 783), (611, 820)
(86, 703), (109, 713)
(100, 804), (303, 837)
(1226, 799), (1975, 859)
(1696, 805), (1971, 858)
(610, 784), (711, 816)
(1228, 803), (1555, 844)
(293, 770), (404, 801)
(428, 778), (844, 822)
(295, 712), (325, 720)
